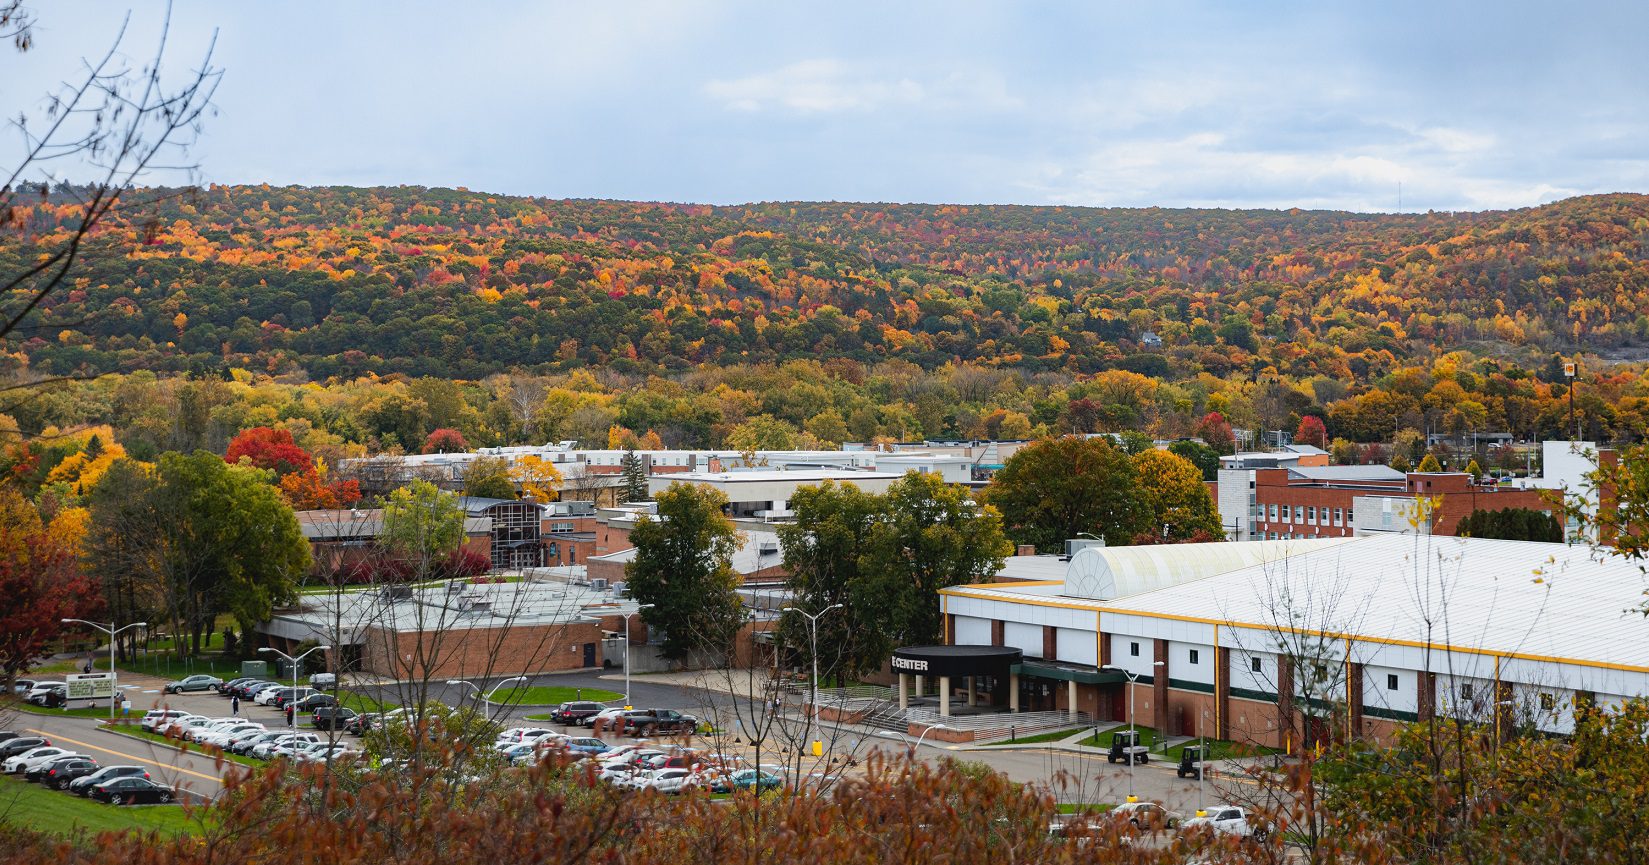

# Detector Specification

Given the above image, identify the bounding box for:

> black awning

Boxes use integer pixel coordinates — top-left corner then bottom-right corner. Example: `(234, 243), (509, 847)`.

(891, 645), (1022, 678)
(1011, 661), (1127, 685)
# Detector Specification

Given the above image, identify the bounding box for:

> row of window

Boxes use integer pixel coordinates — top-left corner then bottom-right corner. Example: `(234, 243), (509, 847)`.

(1266, 503), (1346, 525)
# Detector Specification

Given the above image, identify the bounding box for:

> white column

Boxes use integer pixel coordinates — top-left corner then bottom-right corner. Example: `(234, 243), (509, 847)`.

(898, 673), (908, 710)
(1009, 673), (1020, 713)
(915, 674), (924, 697)
(939, 676), (952, 717)
(1068, 679), (1079, 721)
(966, 676), (977, 707)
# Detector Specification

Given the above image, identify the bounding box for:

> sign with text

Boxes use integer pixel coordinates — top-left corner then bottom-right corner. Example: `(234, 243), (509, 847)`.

(66, 672), (116, 701)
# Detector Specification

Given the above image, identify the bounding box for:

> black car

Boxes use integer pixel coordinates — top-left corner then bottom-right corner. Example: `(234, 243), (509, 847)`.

(70, 765), (150, 796)
(33, 756), (97, 787)
(0, 731), (22, 745)
(549, 701), (607, 726)
(234, 681), (279, 700)
(290, 693), (338, 714)
(343, 712), (382, 736)
(0, 737), (48, 760)
(91, 777), (175, 805)
(311, 706), (358, 731)
(217, 677), (257, 695)
(28, 684), (67, 707)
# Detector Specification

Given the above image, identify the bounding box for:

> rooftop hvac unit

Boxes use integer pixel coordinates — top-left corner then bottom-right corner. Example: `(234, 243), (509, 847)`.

(1065, 538), (1106, 558)
(381, 586), (413, 602)
(590, 578), (609, 591)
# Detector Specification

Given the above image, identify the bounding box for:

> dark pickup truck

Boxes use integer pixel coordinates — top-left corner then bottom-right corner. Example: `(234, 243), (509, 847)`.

(617, 709), (698, 737)
(311, 706), (358, 731)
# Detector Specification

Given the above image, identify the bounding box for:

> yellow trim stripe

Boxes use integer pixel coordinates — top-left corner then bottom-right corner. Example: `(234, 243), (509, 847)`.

(27, 728), (223, 785)
(940, 586), (1649, 676)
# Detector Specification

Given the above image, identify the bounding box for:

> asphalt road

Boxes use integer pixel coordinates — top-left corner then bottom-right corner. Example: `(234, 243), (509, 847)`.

(9, 711), (229, 803)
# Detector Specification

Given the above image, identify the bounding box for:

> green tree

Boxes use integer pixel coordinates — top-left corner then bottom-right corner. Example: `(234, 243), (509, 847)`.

(726, 414), (799, 453)
(1131, 449), (1225, 541)
(1457, 507), (1562, 542)
(1115, 430), (1154, 455)
(381, 480), (467, 569)
(626, 482), (743, 662)
(1167, 439), (1220, 481)
(985, 437), (1148, 550)
(777, 480), (887, 679)
(861, 471), (1011, 648)
(1463, 458), (1484, 481)
(1416, 453), (1442, 472)
(619, 446), (649, 503)
(462, 455), (516, 499)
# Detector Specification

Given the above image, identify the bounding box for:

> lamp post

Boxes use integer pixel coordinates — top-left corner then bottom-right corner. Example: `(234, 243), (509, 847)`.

(782, 603), (843, 757)
(620, 604), (654, 709)
(912, 722), (948, 754)
(1104, 660), (1164, 803)
(258, 645), (331, 729)
(447, 676), (529, 721)
(1564, 360), (1577, 441)
(61, 618), (146, 720)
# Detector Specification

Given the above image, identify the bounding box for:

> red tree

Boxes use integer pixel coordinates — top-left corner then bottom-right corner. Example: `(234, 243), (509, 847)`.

(278, 469), (361, 510)
(0, 489), (102, 683)
(1295, 415), (1329, 449)
(1195, 411), (1235, 453)
(225, 426), (313, 476)
(422, 428), (470, 454)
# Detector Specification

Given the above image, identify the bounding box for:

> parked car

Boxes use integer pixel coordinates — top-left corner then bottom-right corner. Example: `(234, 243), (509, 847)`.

(230, 681), (278, 700)
(164, 674), (223, 694)
(69, 765), (150, 796)
(548, 701), (608, 726)
(201, 723), (265, 749)
(0, 737), (49, 760)
(344, 712), (383, 736)
(12, 679), (36, 694)
(217, 677), (262, 695)
(141, 710), (190, 733)
(715, 769), (783, 793)
(28, 684), (68, 708)
(562, 737), (611, 757)
(223, 727), (274, 753)
(41, 756), (100, 789)
(1182, 805), (1270, 842)
(91, 777), (176, 805)
(268, 687), (318, 709)
(296, 742), (358, 764)
(253, 733), (318, 760)
(5, 747), (80, 775)
(616, 709), (698, 737)
(309, 673), (337, 691)
(312, 706), (358, 731)
(640, 767), (695, 794)
(27, 754), (93, 783)
(23, 681), (64, 703)
(270, 736), (327, 760)
(585, 707), (629, 730)
(1112, 801), (1182, 831)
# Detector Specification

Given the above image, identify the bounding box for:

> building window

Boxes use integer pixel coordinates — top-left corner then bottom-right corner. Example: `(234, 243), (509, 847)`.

(1189, 649), (1200, 665)
(1307, 506), (1317, 522)
(1251, 657), (1262, 672)
(1539, 693), (1555, 711)
(1460, 683), (1474, 701)
(1387, 674), (1399, 691)
(1269, 504), (1278, 521)
(1129, 642), (1140, 657)
(1334, 508), (1344, 524)
(1293, 506), (1304, 522)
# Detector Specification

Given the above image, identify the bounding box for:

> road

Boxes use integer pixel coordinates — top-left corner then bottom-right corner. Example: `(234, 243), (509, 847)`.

(11, 712), (230, 803)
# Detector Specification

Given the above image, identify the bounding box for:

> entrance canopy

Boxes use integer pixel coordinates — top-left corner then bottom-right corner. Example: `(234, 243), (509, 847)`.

(891, 644), (1022, 679)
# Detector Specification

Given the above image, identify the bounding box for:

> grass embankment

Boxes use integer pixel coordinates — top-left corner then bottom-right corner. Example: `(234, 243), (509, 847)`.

(12, 702), (144, 721)
(489, 686), (622, 706)
(1072, 726), (1277, 761)
(0, 772), (200, 837)
(981, 727), (1091, 746)
(1077, 725), (1161, 749)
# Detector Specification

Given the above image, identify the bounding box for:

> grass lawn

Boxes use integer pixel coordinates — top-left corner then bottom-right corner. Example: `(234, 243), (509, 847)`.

(981, 727), (1090, 746)
(1162, 739), (1279, 761)
(0, 772), (201, 837)
(1076, 725), (1159, 749)
(107, 726), (262, 769)
(12, 702), (143, 721)
(488, 685), (622, 706)
(337, 691), (398, 713)
(1055, 802), (1116, 814)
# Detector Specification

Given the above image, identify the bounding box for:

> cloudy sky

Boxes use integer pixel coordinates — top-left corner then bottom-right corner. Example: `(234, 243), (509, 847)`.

(7, 1), (1648, 211)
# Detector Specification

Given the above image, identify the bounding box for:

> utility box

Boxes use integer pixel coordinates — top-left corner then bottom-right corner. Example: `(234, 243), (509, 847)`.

(240, 660), (269, 678)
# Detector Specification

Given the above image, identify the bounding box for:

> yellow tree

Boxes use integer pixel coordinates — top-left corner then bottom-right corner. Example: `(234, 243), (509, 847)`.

(510, 455), (563, 503)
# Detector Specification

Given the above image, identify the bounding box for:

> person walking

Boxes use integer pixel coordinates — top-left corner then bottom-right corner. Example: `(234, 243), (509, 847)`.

(231, 695), (241, 717)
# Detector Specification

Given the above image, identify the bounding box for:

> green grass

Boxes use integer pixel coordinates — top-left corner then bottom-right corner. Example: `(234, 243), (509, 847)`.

(0, 772), (201, 837)
(1076, 725), (1161, 749)
(11, 703), (142, 721)
(981, 727), (1090, 746)
(488, 685), (622, 706)
(1162, 739), (1279, 761)
(1055, 802), (1116, 814)
(337, 691), (398, 713)
(107, 726), (262, 768)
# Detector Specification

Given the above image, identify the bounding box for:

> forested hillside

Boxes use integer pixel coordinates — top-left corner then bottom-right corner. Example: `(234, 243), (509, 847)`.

(4, 186), (1649, 453)
(6, 186), (1648, 380)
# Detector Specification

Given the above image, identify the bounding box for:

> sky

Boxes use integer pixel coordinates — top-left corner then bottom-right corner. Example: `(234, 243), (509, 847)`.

(6, 1), (1649, 212)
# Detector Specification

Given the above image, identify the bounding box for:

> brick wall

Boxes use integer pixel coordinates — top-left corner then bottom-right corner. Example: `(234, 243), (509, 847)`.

(358, 619), (605, 680)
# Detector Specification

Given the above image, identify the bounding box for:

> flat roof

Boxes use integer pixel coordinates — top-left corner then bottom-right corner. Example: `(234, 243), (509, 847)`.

(663, 470), (904, 484)
(943, 535), (1649, 673)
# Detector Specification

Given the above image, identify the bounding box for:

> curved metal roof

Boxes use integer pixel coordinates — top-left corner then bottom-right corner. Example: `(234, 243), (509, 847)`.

(1062, 538), (1354, 600)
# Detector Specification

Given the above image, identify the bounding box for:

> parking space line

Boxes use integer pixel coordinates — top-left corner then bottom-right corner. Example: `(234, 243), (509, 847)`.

(26, 728), (224, 786)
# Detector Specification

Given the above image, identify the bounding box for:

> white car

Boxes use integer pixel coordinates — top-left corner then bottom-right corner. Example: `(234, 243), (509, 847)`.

(640, 767), (694, 794)
(4, 747), (80, 774)
(253, 733), (314, 760)
(1182, 805), (1270, 842)
(23, 681), (65, 702)
(186, 719), (242, 743)
(141, 709), (190, 733)
(200, 723), (264, 748)
(585, 707), (628, 729)
(269, 735), (325, 759)
(158, 715), (209, 737)
(297, 742), (356, 763)
(495, 727), (559, 746)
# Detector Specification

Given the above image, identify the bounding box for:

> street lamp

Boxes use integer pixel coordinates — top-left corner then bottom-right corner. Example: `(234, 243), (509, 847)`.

(912, 722), (948, 754)
(782, 603), (843, 757)
(1103, 660), (1164, 803)
(259, 645), (331, 729)
(620, 604), (654, 709)
(447, 676), (529, 720)
(61, 618), (146, 720)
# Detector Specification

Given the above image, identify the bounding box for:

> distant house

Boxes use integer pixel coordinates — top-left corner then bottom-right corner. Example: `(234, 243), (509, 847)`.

(1138, 332), (1163, 348)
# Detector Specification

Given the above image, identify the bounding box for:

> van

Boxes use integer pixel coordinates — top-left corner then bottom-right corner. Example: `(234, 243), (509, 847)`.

(309, 673), (337, 691)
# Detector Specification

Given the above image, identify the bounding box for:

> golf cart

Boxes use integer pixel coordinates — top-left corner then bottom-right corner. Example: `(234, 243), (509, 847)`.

(1177, 744), (1208, 780)
(1107, 729), (1149, 764)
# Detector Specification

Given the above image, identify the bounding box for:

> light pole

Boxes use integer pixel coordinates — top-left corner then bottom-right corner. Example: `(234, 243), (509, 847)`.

(620, 604), (654, 709)
(912, 722), (948, 754)
(259, 645), (331, 729)
(1564, 359), (1577, 441)
(1104, 660), (1164, 803)
(782, 603), (843, 757)
(61, 618), (146, 720)
(447, 676), (529, 721)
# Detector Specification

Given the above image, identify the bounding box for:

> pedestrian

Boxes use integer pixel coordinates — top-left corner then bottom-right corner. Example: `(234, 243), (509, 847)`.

(231, 695), (240, 717)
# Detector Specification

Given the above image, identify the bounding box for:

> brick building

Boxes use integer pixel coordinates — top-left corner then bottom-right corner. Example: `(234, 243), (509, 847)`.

(1244, 468), (1561, 539)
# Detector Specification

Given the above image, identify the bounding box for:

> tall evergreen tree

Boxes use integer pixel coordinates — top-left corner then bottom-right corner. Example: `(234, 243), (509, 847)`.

(619, 447), (649, 503)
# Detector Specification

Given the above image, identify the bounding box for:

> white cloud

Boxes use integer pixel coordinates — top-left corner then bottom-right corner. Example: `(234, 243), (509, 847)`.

(705, 59), (924, 113)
